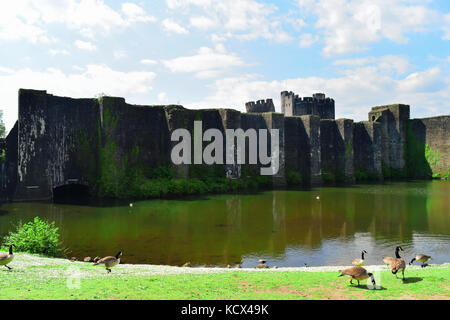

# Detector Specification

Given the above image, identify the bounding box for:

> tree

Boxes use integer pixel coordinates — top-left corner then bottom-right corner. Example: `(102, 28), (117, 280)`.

(0, 110), (5, 138)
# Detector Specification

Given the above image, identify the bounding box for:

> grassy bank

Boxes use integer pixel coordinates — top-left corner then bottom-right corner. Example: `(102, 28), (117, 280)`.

(0, 254), (448, 300)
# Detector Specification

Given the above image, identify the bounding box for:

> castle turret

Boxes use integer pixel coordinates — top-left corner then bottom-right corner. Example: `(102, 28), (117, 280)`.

(281, 91), (335, 119)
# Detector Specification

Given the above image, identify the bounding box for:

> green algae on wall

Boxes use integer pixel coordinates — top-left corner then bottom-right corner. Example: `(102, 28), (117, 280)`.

(406, 121), (434, 179)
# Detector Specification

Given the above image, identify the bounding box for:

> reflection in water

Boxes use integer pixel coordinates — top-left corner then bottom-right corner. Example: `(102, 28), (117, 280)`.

(0, 181), (448, 267)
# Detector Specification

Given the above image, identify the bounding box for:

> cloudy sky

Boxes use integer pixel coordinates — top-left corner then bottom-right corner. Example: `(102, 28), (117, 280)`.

(0, 0), (449, 132)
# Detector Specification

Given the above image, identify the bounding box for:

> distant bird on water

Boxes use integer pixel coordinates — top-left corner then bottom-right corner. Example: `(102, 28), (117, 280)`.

(94, 251), (122, 273)
(410, 254), (431, 268)
(0, 244), (16, 270)
(352, 250), (367, 266)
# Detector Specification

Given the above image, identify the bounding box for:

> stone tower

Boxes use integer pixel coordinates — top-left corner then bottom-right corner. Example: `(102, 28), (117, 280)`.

(281, 91), (335, 119)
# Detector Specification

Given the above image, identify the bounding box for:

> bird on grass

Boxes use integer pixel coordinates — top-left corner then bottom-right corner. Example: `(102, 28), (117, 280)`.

(410, 254), (431, 268)
(0, 244), (16, 270)
(93, 251), (122, 273)
(386, 246), (406, 281)
(338, 266), (376, 287)
(352, 250), (367, 266)
(382, 246), (402, 266)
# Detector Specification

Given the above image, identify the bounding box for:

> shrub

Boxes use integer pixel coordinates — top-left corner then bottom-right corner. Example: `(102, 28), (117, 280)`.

(2, 217), (64, 257)
(286, 168), (303, 186)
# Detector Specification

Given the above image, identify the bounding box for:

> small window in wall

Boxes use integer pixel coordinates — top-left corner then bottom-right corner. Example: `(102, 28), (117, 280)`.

(372, 116), (376, 121)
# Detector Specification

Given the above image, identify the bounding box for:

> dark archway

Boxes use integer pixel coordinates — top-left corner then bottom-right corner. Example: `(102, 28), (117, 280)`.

(53, 184), (91, 204)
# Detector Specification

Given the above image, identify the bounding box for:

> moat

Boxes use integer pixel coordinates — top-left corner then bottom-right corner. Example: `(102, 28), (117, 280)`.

(0, 181), (449, 267)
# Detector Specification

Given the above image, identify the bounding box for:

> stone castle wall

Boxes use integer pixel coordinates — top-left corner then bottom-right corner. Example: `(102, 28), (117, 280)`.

(1, 89), (449, 201)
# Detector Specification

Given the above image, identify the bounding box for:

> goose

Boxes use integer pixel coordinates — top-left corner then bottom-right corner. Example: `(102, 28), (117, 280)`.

(257, 259), (269, 269)
(93, 251), (122, 273)
(410, 254), (431, 268)
(352, 250), (367, 266)
(382, 246), (402, 266)
(0, 244), (16, 270)
(389, 246), (406, 280)
(338, 266), (376, 287)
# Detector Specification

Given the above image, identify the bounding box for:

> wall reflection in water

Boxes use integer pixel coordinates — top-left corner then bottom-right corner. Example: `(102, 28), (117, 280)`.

(0, 181), (448, 267)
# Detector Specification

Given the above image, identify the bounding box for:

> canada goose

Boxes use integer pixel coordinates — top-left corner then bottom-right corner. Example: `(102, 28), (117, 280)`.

(257, 259), (269, 269)
(410, 254), (431, 268)
(389, 246), (406, 280)
(382, 246), (402, 266)
(352, 250), (367, 266)
(338, 266), (376, 287)
(93, 251), (122, 273)
(0, 244), (16, 270)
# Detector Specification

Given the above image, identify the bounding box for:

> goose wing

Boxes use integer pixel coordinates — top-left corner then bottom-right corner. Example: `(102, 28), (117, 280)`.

(391, 258), (406, 272)
(94, 256), (116, 265)
(340, 266), (367, 277)
(416, 254), (431, 261)
(383, 256), (394, 265)
(0, 254), (10, 261)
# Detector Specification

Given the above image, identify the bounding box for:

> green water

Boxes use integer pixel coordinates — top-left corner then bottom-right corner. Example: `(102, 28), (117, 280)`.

(0, 181), (449, 267)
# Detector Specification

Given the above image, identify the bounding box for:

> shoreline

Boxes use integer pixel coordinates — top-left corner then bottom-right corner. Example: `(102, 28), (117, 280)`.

(6, 253), (450, 275)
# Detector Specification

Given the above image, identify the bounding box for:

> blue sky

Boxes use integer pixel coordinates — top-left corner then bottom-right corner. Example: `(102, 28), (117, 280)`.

(0, 0), (449, 132)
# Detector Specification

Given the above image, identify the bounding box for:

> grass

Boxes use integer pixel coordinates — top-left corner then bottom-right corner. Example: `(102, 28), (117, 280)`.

(0, 254), (448, 300)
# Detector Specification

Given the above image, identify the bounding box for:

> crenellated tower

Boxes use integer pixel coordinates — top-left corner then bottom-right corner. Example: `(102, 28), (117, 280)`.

(281, 91), (335, 119)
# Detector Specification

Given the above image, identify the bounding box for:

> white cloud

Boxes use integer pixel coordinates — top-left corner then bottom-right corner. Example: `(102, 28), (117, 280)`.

(74, 40), (97, 51)
(113, 50), (127, 59)
(0, 1), (155, 43)
(0, 64), (157, 132)
(190, 16), (218, 30)
(165, 0), (293, 43)
(187, 61), (449, 121)
(299, 33), (318, 47)
(333, 55), (412, 75)
(49, 49), (70, 56)
(162, 46), (245, 78)
(158, 92), (169, 103)
(121, 2), (156, 23)
(297, 0), (440, 56)
(141, 59), (158, 65)
(162, 19), (189, 34)
(443, 13), (450, 40)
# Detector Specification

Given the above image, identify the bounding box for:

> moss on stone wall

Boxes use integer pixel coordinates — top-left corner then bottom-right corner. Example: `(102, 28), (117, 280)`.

(285, 167), (303, 186)
(354, 167), (380, 181)
(405, 121), (434, 179)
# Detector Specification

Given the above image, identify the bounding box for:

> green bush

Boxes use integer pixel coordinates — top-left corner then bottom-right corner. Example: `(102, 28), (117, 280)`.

(2, 217), (64, 257)
(321, 171), (335, 183)
(286, 168), (303, 186)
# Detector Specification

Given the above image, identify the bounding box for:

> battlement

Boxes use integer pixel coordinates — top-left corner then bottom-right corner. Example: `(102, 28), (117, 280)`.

(245, 98), (275, 113)
(281, 91), (335, 119)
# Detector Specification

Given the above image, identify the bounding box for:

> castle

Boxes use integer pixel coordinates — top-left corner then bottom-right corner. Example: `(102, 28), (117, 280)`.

(0, 89), (448, 201)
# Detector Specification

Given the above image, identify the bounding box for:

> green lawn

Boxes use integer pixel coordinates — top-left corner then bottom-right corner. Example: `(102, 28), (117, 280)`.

(1, 254), (449, 300)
